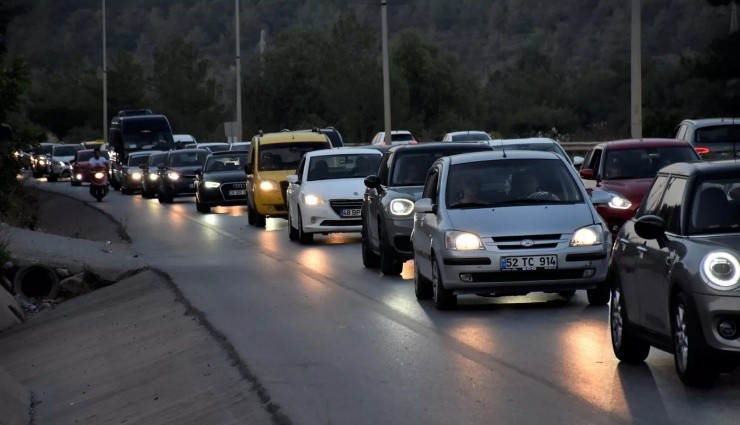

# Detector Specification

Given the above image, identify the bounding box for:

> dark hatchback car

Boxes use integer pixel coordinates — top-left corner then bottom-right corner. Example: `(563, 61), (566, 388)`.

(609, 160), (740, 386)
(140, 152), (167, 199)
(157, 148), (209, 204)
(361, 142), (492, 275)
(195, 151), (249, 213)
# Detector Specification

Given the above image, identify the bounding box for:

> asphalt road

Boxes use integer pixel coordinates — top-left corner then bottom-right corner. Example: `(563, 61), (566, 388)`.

(35, 177), (740, 425)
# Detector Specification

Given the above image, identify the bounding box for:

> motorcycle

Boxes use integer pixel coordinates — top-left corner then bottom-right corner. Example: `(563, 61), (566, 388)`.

(89, 166), (109, 202)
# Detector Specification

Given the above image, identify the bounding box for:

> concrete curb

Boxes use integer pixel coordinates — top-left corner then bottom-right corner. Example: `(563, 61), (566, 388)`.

(0, 365), (29, 425)
(0, 284), (23, 332)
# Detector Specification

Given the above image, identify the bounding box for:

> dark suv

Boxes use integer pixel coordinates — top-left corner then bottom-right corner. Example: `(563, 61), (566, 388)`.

(361, 143), (492, 275)
(157, 148), (209, 204)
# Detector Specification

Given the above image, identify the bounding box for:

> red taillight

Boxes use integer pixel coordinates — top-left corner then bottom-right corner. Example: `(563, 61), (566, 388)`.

(410, 139), (418, 145)
(695, 146), (711, 155)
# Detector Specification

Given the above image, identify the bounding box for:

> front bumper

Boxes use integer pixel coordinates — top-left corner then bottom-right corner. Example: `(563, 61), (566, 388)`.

(165, 178), (197, 197)
(123, 173), (144, 190)
(437, 246), (609, 294)
(383, 217), (414, 260)
(692, 292), (740, 354)
(71, 168), (89, 183)
(198, 182), (248, 207)
(254, 188), (287, 217)
(300, 201), (363, 233)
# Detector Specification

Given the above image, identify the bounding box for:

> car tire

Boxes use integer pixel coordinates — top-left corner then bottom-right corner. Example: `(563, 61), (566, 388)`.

(297, 208), (313, 244)
(379, 222), (402, 275)
(32, 170), (42, 178)
(432, 256), (456, 310)
(673, 292), (719, 387)
(196, 200), (210, 213)
(610, 274), (650, 363)
(288, 208), (299, 241)
(414, 259), (433, 300)
(110, 177), (120, 191)
(587, 280), (610, 306)
(247, 205), (257, 225)
(47, 172), (58, 182)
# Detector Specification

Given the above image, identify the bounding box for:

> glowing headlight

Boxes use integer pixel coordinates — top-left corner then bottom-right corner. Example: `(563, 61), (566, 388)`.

(570, 225), (603, 246)
(700, 251), (740, 290)
(167, 171), (180, 180)
(204, 181), (221, 188)
(445, 231), (484, 250)
(38, 159), (46, 165)
(131, 172), (142, 180)
(75, 173), (83, 180)
(301, 194), (324, 205)
(94, 172), (105, 179)
(148, 173), (159, 181)
(259, 180), (278, 191)
(608, 193), (632, 209)
(389, 199), (414, 216)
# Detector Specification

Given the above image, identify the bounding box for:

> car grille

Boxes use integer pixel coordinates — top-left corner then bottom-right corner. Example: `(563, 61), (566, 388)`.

(491, 234), (563, 250)
(470, 269), (586, 283)
(220, 182), (247, 199)
(329, 199), (363, 216)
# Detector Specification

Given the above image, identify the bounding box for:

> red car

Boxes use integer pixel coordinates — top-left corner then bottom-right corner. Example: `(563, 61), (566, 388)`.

(70, 149), (109, 186)
(578, 139), (700, 235)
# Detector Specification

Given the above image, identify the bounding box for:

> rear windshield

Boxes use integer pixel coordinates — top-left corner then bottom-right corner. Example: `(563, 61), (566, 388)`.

(168, 151), (209, 167)
(694, 125), (740, 145)
(392, 133), (414, 142)
(452, 133), (490, 142)
(603, 147), (699, 179)
(77, 151), (109, 162)
(258, 142), (329, 171)
(53, 145), (83, 157)
(390, 147), (489, 186)
(205, 153), (248, 172)
(307, 153), (382, 181)
(689, 178), (740, 235)
(446, 158), (584, 209)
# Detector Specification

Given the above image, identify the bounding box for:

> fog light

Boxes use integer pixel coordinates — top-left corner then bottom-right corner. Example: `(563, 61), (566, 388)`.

(583, 268), (595, 278)
(718, 320), (737, 340)
(460, 273), (473, 283)
(310, 217), (317, 224)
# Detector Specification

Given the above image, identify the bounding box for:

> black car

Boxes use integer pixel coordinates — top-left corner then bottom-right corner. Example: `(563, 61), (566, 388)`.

(119, 151), (160, 195)
(157, 148), (209, 204)
(195, 151), (249, 213)
(140, 152), (167, 199)
(361, 142), (493, 275)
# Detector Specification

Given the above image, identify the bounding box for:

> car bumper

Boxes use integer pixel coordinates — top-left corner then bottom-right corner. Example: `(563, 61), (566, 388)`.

(383, 217), (414, 260)
(437, 247), (609, 294)
(254, 189), (287, 217)
(50, 163), (71, 175)
(692, 293), (740, 353)
(300, 203), (362, 233)
(165, 179), (197, 196)
(198, 184), (248, 206)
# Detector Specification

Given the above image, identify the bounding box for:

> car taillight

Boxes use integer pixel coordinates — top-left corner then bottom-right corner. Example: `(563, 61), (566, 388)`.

(695, 146), (711, 155)
(410, 139), (418, 145)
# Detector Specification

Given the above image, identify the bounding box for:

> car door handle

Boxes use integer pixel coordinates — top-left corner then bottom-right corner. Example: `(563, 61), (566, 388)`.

(636, 246), (648, 253)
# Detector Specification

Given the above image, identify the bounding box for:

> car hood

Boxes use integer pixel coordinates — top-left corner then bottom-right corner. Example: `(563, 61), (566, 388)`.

(447, 204), (597, 237)
(387, 185), (425, 200)
(202, 170), (245, 183)
(600, 178), (654, 204)
(169, 166), (203, 175)
(303, 178), (366, 198)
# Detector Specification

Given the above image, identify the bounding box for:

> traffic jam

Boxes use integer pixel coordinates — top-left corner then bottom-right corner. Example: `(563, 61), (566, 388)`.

(24, 111), (740, 387)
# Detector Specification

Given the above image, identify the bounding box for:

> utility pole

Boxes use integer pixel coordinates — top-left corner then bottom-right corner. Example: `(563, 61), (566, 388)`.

(630, 0), (642, 140)
(731, 3), (738, 34)
(381, 0), (392, 144)
(102, 0), (108, 143)
(235, 0), (243, 143)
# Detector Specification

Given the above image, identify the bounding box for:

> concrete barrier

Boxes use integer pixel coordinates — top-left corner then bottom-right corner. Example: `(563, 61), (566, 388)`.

(0, 366), (28, 425)
(0, 284), (23, 332)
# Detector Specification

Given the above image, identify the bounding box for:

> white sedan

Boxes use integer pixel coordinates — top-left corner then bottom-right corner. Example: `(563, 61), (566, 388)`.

(286, 148), (383, 244)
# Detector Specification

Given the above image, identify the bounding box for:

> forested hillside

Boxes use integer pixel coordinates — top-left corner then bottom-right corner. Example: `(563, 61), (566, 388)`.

(2, 0), (739, 143)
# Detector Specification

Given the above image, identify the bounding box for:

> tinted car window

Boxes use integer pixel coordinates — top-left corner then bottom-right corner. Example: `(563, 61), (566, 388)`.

(391, 133), (414, 142)
(202, 144), (231, 152)
(422, 168), (440, 201)
(169, 151), (209, 166)
(390, 147), (488, 187)
(127, 155), (150, 167)
(258, 142), (328, 171)
(452, 133), (490, 142)
(689, 178), (740, 234)
(37, 145), (54, 155)
(694, 125), (740, 146)
(306, 154), (381, 181)
(639, 175), (669, 216)
(657, 177), (687, 234)
(149, 153), (167, 166)
(205, 153), (247, 172)
(603, 147), (698, 179)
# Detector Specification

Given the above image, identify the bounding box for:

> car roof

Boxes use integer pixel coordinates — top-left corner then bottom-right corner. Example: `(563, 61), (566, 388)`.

(304, 147), (383, 158)
(198, 142), (229, 146)
(258, 131), (328, 144)
(210, 150), (248, 156)
(128, 150), (159, 157)
(659, 159), (740, 177)
(169, 148), (208, 154)
(595, 138), (693, 150)
(377, 130), (412, 135)
(489, 137), (558, 145)
(389, 142), (491, 153)
(680, 118), (740, 127)
(447, 149), (562, 165)
(446, 131), (490, 136)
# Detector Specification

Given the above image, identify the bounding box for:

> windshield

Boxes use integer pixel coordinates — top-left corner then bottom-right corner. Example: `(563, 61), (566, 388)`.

(168, 150), (209, 167)
(37, 144), (54, 155)
(390, 147), (488, 186)
(77, 151), (109, 162)
(603, 147), (698, 179)
(205, 153), (248, 172)
(451, 133), (490, 142)
(446, 158), (584, 208)
(490, 142), (569, 160)
(258, 142), (329, 171)
(307, 153), (382, 181)
(53, 145), (83, 157)
(689, 178), (740, 235)
(148, 153), (167, 166)
(127, 155), (151, 167)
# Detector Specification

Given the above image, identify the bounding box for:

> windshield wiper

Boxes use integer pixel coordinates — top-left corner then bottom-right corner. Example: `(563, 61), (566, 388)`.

(448, 201), (489, 208)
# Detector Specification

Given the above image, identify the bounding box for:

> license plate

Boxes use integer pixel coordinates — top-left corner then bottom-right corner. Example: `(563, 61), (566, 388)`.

(229, 189), (246, 196)
(340, 208), (361, 218)
(501, 255), (557, 271)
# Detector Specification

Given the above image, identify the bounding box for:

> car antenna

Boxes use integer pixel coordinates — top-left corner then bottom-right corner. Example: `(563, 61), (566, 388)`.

(499, 138), (507, 158)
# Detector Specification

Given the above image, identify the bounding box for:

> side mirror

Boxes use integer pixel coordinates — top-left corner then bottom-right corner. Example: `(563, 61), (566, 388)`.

(589, 190), (613, 206)
(634, 215), (666, 241)
(572, 156), (584, 168)
(579, 169), (596, 180)
(414, 198), (435, 214)
(364, 175), (380, 189)
(286, 175), (298, 184)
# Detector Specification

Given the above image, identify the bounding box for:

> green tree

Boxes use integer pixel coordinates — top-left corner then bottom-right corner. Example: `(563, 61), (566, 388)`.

(108, 51), (149, 121)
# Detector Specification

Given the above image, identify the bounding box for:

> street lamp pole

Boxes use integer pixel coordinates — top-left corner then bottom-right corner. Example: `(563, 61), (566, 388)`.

(102, 0), (108, 143)
(381, 0), (392, 144)
(630, 0), (642, 139)
(235, 0), (243, 143)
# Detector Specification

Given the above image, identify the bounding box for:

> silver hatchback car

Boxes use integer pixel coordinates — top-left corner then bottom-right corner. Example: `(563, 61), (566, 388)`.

(411, 150), (611, 310)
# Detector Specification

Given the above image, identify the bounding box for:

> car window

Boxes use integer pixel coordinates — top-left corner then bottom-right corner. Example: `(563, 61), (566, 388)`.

(639, 175), (669, 216)
(77, 151), (109, 162)
(169, 151), (209, 166)
(149, 153), (166, 166)
(689, 178), (740, 234)
(389, 147), (489, 187)
(127, 155), (150, 167)
(306, 153), (381, 181)
(391, 133), (414, 142)
(295, 157), (306, 182)
(694, 125), (740, 146)
(377, 152), (391, 185)
(603, 147), (698, 179)
(422, 167), (440, 202)
(205, 153), (247, 172)
(588, 149), (602, 175)
(451, 133), (490, 142)
(656, 177), (687, 234)
(258, 142), (329, 171)
(490, 142), (568, 160)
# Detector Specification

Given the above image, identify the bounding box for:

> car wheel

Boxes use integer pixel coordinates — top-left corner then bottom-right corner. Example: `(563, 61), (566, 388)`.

(255, 210), (266, 228)
(61, 170), (70, 179)
(379, 222), (402, 275)
(288, 208), (298, 241)
(610, 274), (650, 363)
(414, 259), (433, 300)
(361, 221), (380, 268)
(673, 292), (718, 387)
(196, 200), (210, 213)
(297, 208), (313, 244)
(110, 177), (120, 191)
(587, 280), (610, 306)
(432, 256), (456, 310)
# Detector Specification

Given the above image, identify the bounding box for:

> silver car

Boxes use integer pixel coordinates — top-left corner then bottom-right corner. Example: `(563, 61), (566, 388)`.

(411, 150), (611, 310)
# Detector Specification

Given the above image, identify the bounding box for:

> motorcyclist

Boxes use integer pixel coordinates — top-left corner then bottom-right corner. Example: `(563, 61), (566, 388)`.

(88, 147), (109, 172)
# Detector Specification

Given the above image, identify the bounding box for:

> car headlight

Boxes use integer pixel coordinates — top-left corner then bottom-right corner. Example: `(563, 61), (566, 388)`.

(301, 194), (324, 205)
(700, 251), (740, 290)
(131, 172), (142, 180)
(389, 198), (414, 216)
(570, 225), (603, 246)
(259, 180), (279, 191)
(608, 193), (633, 209)
(38, 159), (46, 165)
(148, 173), (159, 181)
(167, 171), (180, 180)
(445, 230), (484, 250)
(204, 181), (221, 188)
(75, 173), (83, 180)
